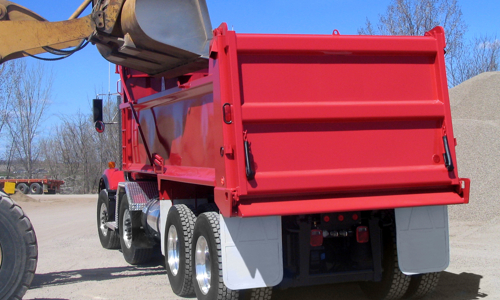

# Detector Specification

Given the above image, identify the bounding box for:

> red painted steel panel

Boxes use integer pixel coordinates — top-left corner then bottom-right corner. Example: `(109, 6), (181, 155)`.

(230, 30), (460, 200)
(235, 34), (438, 55)
(102, 168), (125, 190)
(157, 166), (215, 186)
(241, 101), (445, 123)
(237, 189), (469, 218)
(251, 166), (452, 195)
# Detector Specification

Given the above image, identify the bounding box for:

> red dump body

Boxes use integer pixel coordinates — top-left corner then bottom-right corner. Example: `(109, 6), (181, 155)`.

(117, 24), (469, 218)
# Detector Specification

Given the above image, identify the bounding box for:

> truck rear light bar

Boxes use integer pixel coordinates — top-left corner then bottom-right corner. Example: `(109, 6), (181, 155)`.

(310, 229), (323, 247)
(356, 226), (369, 243)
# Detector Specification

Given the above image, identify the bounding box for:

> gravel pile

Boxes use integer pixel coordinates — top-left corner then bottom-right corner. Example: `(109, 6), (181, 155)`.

(10, 191), (36, 203)
(448, 71), (500, 223)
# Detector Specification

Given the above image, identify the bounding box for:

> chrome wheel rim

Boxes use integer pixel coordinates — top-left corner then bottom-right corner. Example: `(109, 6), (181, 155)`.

(195, 236), (211, 295)
(122, 209), (132, 248)
(99, 203), (108, 237)
(167, 225), (180, 275)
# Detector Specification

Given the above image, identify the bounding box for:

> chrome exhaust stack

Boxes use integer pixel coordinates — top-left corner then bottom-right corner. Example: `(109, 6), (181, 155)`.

(142, 199), (161, 240)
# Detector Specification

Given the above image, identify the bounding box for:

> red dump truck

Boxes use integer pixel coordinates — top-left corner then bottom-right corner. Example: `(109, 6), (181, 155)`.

(0, 0), (469, 299)
(94, 3), (470, 299)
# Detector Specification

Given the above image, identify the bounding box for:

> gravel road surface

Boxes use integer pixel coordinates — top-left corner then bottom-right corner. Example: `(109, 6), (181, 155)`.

(13, 194), (496, 300)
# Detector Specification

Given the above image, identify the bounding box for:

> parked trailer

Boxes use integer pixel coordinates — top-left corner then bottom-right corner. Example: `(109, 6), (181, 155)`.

(96, 20), (470, 300)
(0, 178), (64, 194)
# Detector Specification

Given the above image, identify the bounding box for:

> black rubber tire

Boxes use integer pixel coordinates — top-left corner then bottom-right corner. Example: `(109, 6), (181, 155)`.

(196, 203), (219, 215)
(192, 212), (239, 300)
(165, 204), (196, 296)
(16, 183), (29, 195)
(119, 196), (153, 265)
(359, 226), (410, 300)
(0, 194), (38, 300)
(403, 272), (440, 299)
(240, 287), (273, 300)
(97, 190), (120, 249)
(29, 183), (43, 195)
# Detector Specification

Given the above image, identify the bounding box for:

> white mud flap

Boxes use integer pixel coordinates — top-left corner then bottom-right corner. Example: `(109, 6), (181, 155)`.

(395, 205), (450, 275)
(220, 215), (283, 290)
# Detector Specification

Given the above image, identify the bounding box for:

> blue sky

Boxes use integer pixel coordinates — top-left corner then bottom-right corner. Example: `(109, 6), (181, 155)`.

(10, 0), (500, 131)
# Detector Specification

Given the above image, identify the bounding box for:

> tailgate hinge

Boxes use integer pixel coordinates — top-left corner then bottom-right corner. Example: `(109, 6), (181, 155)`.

(442, 135), (454, 172)
(243, 130), (255, 180)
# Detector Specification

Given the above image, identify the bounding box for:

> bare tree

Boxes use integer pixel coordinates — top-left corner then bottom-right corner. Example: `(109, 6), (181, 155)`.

(39, 95), (121, 193)
(448, 36), (500, 86)
(358, 0), (471, 86)
(6, 61), (52, 179)
(359, 0), (467, 55)
(0, 62), (16, 133)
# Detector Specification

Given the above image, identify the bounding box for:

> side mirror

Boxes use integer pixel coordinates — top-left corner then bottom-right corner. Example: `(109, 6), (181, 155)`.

(93, 98), (104, 133)
(93, 98), (103, 124)
(95, 120), (105, 133)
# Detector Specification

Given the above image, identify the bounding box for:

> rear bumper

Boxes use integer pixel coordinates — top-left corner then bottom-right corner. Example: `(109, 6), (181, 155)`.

(237, 178), (470, 217)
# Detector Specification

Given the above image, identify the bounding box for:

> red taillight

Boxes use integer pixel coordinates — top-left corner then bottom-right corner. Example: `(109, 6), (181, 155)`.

(356, 226), (369, 243)
(310, 229), (323, 247)
(223, 103), (232, 124)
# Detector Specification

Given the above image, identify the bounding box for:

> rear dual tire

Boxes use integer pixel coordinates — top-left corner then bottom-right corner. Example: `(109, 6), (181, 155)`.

(360, 224), (441, 300)
(360, 227), (410, 300)
(164, 206), (272, 300)
(119, 196), (153, 265)
(404, 272), (440, 299)
(192, 212), (239, 300)
(165, 204), (196, 296)
(191, 212), (273, 300)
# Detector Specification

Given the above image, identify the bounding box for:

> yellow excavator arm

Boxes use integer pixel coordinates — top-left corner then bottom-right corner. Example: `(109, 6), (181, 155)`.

(0, 0), (96, 62)
(0, 0), (213, 77)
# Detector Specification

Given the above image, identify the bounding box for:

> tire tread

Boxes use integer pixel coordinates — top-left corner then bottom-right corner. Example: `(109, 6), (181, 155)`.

(404, 272), (440, 299)
(360, 226), (410, 300)
(97, 190), (120, 249)
(171, 204), (196, 296)
(203, 212), (239, 300)
(0, 195), (38, 300)
(249, 287), (273, 300)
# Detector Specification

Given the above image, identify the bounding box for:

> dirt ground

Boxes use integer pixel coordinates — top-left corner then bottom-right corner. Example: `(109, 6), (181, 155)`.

(12, 193), (497, 300)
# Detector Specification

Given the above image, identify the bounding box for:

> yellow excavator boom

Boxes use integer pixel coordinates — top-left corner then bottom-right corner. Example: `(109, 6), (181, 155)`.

(0, 0), (95, 62)
(0, 0), (213, 77)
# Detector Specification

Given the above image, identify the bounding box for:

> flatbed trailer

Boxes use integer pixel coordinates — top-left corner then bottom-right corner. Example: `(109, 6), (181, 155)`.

(0, 178), (64, 194)
(96, 21), (470, 300)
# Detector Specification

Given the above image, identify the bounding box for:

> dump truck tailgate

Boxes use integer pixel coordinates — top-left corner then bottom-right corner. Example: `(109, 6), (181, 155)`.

(210, 25), (469, 216)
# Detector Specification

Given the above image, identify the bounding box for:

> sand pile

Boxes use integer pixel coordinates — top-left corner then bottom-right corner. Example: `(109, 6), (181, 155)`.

(10, 191), (37, 203)
(448, 71), (500, 223)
